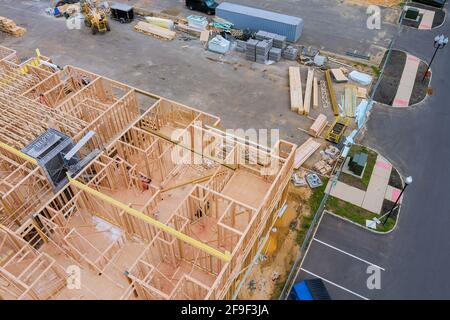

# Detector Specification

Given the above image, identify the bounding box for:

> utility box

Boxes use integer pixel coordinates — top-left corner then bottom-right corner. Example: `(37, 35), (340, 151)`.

(110, 3), (134, 23)
(349, 152), (368, 176)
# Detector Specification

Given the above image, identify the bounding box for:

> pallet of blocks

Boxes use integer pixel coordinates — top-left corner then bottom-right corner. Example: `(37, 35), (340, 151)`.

(294, 138), (321, 169)
(0, 16), (26, 37)
(309, 114), (328, 137)
(289, 66), (303, 114)
(134, 21), (176, 40)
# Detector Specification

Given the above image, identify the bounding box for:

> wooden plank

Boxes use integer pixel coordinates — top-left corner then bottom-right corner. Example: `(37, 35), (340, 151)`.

(325, 70), (339, 116)
(313, 77), (319, 108)
(330, 68), (348, 83)
(289, 66), (303, 113)
(294, 138), (321, 169)
(344, 84), (357, 117)
(303, 68), (314, 116)
(134, 21), (176, 40)
(309, 114), (328, 137)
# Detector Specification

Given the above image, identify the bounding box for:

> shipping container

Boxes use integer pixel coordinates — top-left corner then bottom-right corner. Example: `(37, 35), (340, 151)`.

(216, 2), (303, 42)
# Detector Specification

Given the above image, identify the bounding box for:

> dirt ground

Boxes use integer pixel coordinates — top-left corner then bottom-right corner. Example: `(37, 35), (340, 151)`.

(238, 185), (312, 300)
(346, 0), (404, 7)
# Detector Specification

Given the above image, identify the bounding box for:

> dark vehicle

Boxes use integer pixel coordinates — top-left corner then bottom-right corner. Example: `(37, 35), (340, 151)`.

(110, 3), (134, 23)
(412, 0), (446, 8)
(186, 0), (218, 15)
(291, 279), (331, 300)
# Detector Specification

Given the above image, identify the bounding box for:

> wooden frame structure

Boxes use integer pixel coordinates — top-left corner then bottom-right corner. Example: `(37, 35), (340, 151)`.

(0, 46), (297, 300)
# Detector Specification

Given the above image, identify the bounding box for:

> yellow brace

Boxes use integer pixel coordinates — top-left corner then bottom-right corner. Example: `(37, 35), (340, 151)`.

(67, 174), (232, 262)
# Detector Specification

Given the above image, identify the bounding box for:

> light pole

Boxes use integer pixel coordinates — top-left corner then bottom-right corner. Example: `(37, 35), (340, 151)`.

(422, 34), (448, 82)
(383, 176), (413, 225)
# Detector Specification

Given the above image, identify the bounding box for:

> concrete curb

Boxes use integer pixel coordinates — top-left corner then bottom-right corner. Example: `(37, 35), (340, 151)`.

(326, 143), (404, 234)
(373, 48), (432, 109)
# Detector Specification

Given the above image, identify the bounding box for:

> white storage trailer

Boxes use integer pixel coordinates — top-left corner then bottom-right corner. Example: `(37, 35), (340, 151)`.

(216, 2), (303, 42)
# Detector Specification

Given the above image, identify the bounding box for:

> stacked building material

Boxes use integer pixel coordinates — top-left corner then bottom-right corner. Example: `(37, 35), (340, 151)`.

(282, 45), (298, 60)
(235, 40), (247, 52)
(269, 47), (282, 62)
(0, 16), (26, 37)
(255, 30), (286, 49)
(245, 39), (258, 61)
(256, 39), (272, 64)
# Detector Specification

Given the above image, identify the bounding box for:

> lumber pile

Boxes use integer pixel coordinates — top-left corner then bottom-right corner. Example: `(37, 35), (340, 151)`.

(289, 66), (303, 113)
(344, 84), (357, 117)
(309, 114), (328, 137)
(313, 77), (319, 108)
(0, 17), (26, 37)
(294, 138), (321, 169)
(134, 21), (176, 40)
(325, 70), (339, 116)
(303, 68), (314, 116)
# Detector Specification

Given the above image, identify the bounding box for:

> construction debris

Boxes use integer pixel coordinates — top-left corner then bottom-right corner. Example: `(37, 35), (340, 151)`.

(134, 21), (176, 40)
(291, 172), (307, 187)
(0, 16), (26, 37)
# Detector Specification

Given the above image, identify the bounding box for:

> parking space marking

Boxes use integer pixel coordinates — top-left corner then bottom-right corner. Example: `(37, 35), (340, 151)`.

(300, 268), (369, 300)
(313, 238), (385, 271)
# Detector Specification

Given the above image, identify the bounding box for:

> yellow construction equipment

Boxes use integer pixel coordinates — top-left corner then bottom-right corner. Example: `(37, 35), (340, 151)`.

(325, 116), (350, 144)
(81, 0), (110, 34)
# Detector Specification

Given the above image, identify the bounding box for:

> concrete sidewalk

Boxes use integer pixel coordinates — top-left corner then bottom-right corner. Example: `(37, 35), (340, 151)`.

(361, 156), (392, 213)
(326, 155), (401, 214)
(393, 54), (420, 107)
(419, 9), (436, 30)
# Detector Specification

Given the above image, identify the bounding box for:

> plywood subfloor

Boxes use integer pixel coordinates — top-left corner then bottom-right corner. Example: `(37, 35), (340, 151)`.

(221, 169), (271, 209)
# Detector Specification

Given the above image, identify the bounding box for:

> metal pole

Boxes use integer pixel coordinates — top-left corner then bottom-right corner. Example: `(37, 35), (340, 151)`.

(422, 45), (439, 82)
(383, 184), (407, 225)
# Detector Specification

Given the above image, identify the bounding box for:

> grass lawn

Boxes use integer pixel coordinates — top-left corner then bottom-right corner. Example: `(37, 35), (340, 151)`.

(339, 145), (377, 191)
(326, 196), (396, 232)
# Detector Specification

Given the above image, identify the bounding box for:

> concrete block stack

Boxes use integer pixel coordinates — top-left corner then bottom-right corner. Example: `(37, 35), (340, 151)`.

(255, 30), (286, 49)
(235, 40), (247, 52)
(245, 39), (258, 61)
(256, 39), (272, 64)
(269, 47), (282, 62)
(282, 45), (299, 60)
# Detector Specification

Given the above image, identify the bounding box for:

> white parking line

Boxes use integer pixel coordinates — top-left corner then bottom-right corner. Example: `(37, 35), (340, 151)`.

(301, 268), (369, 300)
(313, 238), (385, 271)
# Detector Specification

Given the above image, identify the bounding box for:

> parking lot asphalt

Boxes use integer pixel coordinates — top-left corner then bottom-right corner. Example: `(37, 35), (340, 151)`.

(295, 213), (390, 300)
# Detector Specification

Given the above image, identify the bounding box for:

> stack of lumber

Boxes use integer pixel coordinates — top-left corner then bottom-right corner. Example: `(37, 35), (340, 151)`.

(294, 138), (321, 169)
(134, 21), (176, 40)
(344, 84), (357, 117)
(289, 66), (303, 114)
(309, 114), (328, 137)
(313, 77), (319, 108)
(325, 70), (339, 116)
(0, 17), (26, 37)
(303, 68), (314, 116)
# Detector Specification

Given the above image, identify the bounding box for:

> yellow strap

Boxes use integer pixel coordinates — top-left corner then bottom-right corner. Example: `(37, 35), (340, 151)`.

(0, 142), (38, 165)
